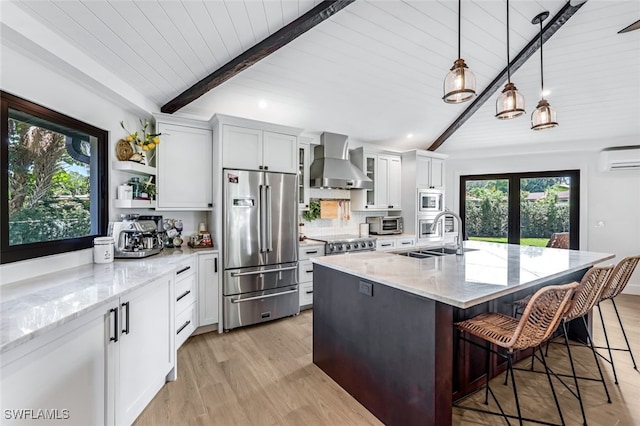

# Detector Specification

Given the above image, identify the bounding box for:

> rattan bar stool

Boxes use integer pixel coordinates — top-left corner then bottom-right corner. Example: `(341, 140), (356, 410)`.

(455, 282), (578, 426)
(595, 255), (640, 384)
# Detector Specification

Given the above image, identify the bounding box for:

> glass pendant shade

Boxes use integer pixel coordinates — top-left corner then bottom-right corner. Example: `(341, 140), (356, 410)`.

(443, 58), (477, 103)
(495, 82), (525, 119)
(531, 99), (558, 130)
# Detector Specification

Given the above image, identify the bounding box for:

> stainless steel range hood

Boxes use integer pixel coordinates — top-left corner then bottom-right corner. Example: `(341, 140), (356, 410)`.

(309, 132), (373, 190)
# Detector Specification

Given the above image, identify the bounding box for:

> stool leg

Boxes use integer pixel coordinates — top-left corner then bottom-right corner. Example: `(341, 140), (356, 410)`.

(611, 298), (638, 370)
(581, 316), (611, 403)
(507, 353), (523, 426)
(597, 302), (619, 384)
(539, 345), (566, 426)
(562, 321), (586, 425)
(484, 341), (491, 405)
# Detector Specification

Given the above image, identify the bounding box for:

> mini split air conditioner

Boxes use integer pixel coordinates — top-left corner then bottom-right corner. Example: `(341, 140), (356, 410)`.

(599, 146), (640, 171)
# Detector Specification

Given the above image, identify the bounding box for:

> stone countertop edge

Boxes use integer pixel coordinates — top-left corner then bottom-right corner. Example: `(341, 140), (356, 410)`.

(310, 242), (615, 309)
(0, 248), (218, 354)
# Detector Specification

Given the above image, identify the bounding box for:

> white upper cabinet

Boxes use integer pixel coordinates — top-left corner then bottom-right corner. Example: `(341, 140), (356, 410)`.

(350, 148), (402, 211)
(155, 115), (213, 210)
(222, 125), (297, 174)
(416, 154), (445, 189)
(297, 138), (312, 210)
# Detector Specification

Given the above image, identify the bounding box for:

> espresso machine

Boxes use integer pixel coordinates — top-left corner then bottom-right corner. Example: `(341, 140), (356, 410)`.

(108, 214), (163, 258)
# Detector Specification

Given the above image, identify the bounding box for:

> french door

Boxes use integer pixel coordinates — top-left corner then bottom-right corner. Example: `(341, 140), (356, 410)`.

(460, 171), (580, 249)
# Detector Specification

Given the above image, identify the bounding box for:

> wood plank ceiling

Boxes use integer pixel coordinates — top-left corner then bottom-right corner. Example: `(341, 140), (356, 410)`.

(8, 0), (640, 154)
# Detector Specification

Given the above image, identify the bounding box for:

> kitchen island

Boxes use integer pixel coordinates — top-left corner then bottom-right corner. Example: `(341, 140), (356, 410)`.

(311, 241), (614, 426)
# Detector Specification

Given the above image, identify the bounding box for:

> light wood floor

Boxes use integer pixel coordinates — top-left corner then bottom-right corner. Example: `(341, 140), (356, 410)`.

(135, 295), (640, 426)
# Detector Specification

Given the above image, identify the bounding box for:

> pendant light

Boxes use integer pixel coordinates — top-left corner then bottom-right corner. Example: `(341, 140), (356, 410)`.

(495, 0), (525, 119)
(531, 11), (558, 130)
(443, 0), (476, 103)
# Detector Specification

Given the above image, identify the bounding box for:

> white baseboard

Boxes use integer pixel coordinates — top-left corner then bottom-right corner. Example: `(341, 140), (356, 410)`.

(622, 283), (640, 296)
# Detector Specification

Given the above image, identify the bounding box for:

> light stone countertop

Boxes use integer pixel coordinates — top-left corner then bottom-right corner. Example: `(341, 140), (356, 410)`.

(0, 247), (217, 354)
(311, 241), (615, 309)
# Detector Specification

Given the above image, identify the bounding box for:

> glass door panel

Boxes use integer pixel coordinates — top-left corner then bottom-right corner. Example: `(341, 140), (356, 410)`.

(519, 176), (572, 248)
(464, 179), (509, 244)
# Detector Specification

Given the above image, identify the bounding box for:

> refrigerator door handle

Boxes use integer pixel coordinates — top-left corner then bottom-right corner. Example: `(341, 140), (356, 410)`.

(266, 184), (273, 252)
(259, 184), (266, 253)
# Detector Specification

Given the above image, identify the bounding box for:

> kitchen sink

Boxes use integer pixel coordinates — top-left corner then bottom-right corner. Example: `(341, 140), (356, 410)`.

(395, 246), (478, 258)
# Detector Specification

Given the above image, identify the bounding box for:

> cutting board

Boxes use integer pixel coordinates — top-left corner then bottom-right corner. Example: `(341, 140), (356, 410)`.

(320, 200), (339, 219)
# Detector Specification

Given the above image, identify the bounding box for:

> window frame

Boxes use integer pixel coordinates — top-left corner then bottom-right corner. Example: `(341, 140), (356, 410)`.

(1, 91), (108, 264)
(459, 170), (580, 249)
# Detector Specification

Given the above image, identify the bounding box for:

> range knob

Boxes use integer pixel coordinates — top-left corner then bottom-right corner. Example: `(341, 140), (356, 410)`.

(346, 244), (352, 250)
(336, 244), (343, 251)
(359, 242), (366, 248)
(328, 243), (334, 252)
(368, 241), (374, 248)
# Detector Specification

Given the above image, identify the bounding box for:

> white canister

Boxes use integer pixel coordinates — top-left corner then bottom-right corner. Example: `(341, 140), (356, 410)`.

(359, 223), (369, 237)
(117, 184), (133, 200)
(94, 237), (114, 264)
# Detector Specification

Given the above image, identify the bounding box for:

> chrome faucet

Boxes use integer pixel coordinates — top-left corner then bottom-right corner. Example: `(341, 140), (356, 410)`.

(431, 209), (465, 255)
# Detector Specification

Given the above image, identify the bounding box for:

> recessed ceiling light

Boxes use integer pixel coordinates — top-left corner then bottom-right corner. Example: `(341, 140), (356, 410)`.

(541, 89), (551, 97)
(258, 100), (268, 109)
(407, 133), (414, 139)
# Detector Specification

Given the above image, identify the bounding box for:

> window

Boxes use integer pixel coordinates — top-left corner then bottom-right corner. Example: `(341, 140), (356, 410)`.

(460, 171), (579, 249)
(1, 91), (108, 264)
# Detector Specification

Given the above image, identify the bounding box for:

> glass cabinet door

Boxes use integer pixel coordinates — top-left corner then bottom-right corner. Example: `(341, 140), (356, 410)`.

(365, 155), (376, 207)
(297, 141), (310, 210)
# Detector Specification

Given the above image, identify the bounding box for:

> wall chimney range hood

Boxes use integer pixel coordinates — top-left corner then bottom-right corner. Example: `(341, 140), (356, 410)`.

(309, 132), (373, 190)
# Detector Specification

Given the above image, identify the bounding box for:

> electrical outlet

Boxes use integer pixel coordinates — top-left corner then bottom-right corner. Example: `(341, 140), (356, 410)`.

(359, 281), (373, 297)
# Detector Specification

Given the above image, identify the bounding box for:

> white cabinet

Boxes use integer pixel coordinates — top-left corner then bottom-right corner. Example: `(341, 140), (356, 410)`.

(416, 155), (445, 189)
(375, 236), (415, 251)
(116, 274), (174, 426)
(1, 274), (174, 426)
(155, 116), (213, 210)
(376, 239), (396, 250)
(298, 243), (324, 309)
(222, 125), (297, 173)
(298, 140), (311, 210)
(1, 301), (117, 426)
(198, 253), (219, 327)
(174, 258), (198, 349)
(350, 148), (402, 211)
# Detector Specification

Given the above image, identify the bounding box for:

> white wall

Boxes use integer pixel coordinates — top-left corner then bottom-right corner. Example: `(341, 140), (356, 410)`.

(445, 148), (640, 295)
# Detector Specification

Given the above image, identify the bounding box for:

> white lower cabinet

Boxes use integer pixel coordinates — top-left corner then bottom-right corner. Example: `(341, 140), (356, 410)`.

(376, 239), (396, 250)
(116, 274), (174, 426)
(298, 243), (324, 309)
(1, 301), (117, 426)
(396, 237), (416, 248)
(0, 274), (174, 426)
(174, 258), (197, 350)
(198, 253), (219, 327)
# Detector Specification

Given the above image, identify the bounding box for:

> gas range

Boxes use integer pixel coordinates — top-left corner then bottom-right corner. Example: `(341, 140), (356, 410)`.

(309, 234), (377, 255)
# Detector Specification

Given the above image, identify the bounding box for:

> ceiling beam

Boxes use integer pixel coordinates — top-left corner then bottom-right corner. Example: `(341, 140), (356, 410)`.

(161, 0), (355, 114)
(427, 1), (586, 152)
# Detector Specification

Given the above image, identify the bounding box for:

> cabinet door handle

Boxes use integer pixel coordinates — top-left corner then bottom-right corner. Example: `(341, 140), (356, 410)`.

(264, 166), (269, 170)
(121, 302), (130, 335)
(177, 320), (191, 335)
(208, 203), (213, 208)
(109, 307), (119, 343)
(259, 165), (264, 170)
(388, 205), (393, 208)
(306, 290), (314, 294)
(177, 290), (191, 302)
(305, 270), (313, 274)
(214, 257), (218, 273)
(177, 266), (191, 275)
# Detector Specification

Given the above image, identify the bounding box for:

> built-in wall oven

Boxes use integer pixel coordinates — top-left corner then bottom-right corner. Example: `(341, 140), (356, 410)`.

(417, 216), (444, 242)
(418, 189), (444, 213)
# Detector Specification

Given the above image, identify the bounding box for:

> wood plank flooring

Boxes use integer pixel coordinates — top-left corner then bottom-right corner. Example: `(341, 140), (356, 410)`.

(135, 295), (640, 426)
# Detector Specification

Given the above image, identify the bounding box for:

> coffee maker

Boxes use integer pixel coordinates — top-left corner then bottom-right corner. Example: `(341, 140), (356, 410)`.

(108, 214), (163, 258)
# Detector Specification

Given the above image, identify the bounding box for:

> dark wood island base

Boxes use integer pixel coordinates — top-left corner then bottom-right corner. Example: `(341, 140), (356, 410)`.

(312, 264), (588, 426)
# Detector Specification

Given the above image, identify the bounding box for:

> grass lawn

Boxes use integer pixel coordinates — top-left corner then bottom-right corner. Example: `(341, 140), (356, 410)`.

(469, 236), (549, 247)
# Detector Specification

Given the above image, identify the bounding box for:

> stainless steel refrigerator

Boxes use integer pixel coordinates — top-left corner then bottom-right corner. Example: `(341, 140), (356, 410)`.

(223, 169), (299, 330)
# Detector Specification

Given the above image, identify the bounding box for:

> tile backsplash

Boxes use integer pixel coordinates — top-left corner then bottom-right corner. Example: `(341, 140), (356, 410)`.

(301, 188), (387, 237)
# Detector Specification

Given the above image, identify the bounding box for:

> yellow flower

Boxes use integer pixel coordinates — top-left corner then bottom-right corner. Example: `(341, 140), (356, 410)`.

(142, 145), (149, 151)
(147, 143), (155, 150)
(126, 135), (134, 142)
(152, 136), (159, 144)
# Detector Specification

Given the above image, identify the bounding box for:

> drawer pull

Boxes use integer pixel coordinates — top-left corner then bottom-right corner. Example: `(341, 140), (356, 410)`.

(177, 266), (191, 275)
(381, 243), (392, 247)
(177, 320), (191, 335)
(305, 250), (318, 254)
(306, 290), (314, 294)
(305, 270), (313, 274)
(177, 290), (191, 302)
(401, 242), (412, 245)
(231, 265), (296, 277)
(231, 289), (297, 303)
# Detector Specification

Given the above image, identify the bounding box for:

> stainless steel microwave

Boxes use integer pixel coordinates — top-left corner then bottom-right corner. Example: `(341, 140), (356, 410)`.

(366, 216), (403, 235)
(418, 189), (444, 213)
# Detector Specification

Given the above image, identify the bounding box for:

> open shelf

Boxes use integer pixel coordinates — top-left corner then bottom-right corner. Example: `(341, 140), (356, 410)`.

(113, 199), (156, 209)
(112, 161), (156, 175)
